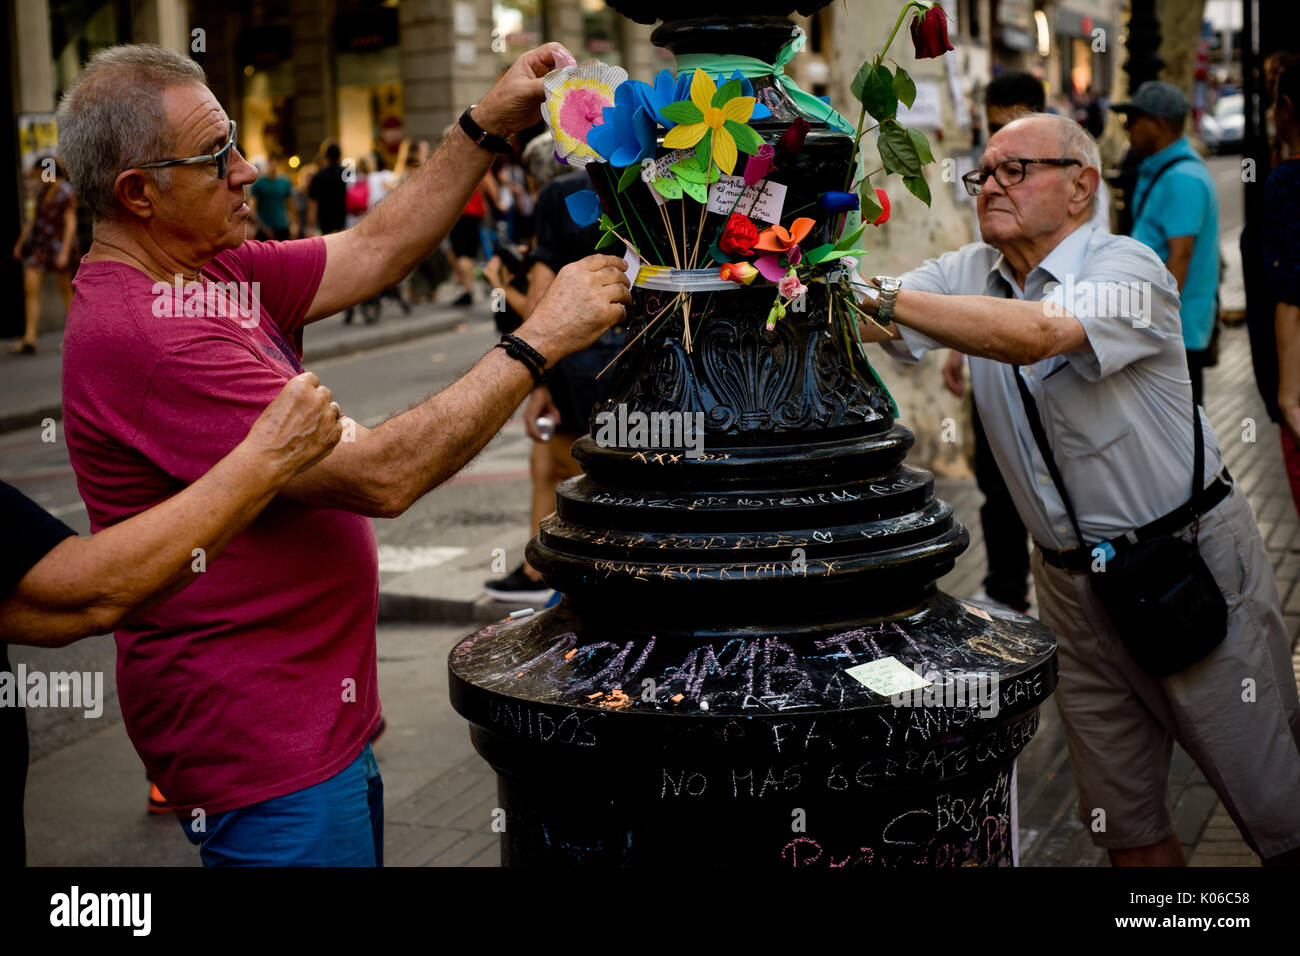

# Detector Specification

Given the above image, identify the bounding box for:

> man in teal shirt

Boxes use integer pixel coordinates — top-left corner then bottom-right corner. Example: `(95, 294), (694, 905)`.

(250, 154), (296, 241)
(1116, 81), (1220, 406)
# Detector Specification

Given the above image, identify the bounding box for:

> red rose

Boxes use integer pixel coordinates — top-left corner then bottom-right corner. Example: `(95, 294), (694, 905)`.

(718, 213), (760, 257)
(871, 188), (891, 226)
(776, 118), (811, 163)
(910, 6), (954, 59)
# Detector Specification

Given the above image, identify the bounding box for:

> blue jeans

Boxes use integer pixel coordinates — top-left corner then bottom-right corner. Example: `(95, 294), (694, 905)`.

(180, 744), (383, 866)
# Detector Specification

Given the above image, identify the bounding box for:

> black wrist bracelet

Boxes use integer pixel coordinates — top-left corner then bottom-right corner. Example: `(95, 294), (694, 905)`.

(459, 106), (513, 155)
(495, 334), (547, 384)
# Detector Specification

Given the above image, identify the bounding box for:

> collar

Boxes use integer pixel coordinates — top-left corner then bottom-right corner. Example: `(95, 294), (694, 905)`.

(1138, 136), (1192, 173)
(985, 223), (1096, 297)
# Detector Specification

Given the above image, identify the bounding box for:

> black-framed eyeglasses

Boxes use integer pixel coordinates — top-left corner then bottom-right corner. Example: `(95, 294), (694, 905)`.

(961, 157), (1081, 196)
(137, 121), (239, 180)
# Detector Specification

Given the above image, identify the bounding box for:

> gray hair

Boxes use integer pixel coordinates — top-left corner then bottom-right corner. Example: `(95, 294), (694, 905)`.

(1037, 112), (1102, 219)
(55, 44), (207, 220)
(522, 134), (565, 192)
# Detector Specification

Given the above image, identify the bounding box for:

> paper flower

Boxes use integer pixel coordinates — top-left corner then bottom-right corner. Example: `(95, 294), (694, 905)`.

(719, 214), (760, 257)
(564, 189), (603, 227)
(911, 5), (954, 59)
(819, 191), (859, 213)
(672, 71), (772, 121)
(587, 81), (658, 167)
(776, 118), (811, 162)
(660, 69), (760, 175)
(779, 271), (808, 300)
(756, 217), (815, 254)
(870, 188), (891, 225)
(543, 60), (629, 165)
(744, 144), (775, 186)
(634, 69), (682, 129)
(719, 261), (759, 285)
(754, 255), (790, 282)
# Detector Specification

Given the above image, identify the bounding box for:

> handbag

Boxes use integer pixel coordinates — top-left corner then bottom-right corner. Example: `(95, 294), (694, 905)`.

(1013, 364), (1229, 677)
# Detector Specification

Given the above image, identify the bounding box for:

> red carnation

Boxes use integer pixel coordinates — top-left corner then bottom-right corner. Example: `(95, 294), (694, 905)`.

(718, 213), (760, 257)
(911, 5), (954, 59)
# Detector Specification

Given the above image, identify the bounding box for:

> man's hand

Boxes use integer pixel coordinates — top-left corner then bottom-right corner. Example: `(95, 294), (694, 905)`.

(474, 42), (576, 135)
(942, 349), (966, 397)
(524, 385), (562, 441)
(516, 255), (631, 364)
(240, 372), (343, 478)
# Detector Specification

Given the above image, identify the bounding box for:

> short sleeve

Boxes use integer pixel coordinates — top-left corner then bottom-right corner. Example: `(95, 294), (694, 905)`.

(1153, 171), (1211, 239)
(879, 249), (970, 363)
(207, 236), (326, 337)
(131, 336), (293, 484)
(0, 481), (76, 598)
(1041, 239), (1181, 381)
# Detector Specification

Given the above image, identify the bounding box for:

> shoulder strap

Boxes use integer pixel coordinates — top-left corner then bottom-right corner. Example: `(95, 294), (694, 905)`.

(1133, 155), (1197, 225)
(1014, 365), (1206, 550)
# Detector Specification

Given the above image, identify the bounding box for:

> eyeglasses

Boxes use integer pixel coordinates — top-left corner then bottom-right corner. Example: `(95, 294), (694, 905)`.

(961, 157), (1081, 196)
(137, 121), (239, 180)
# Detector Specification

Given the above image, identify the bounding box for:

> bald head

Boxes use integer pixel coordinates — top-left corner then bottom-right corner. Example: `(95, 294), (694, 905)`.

(988, 113), (1101, 220)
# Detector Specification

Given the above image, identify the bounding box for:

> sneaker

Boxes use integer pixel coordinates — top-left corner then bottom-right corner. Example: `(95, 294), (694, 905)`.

(969, 587), (1031, 615)
(147, 783), (170, 815)
(484, 564), (553, 602)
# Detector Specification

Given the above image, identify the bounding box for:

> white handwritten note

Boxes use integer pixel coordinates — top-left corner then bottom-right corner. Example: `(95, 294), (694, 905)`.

(844, 656), (932, 697)
(706, 176), (787, 223)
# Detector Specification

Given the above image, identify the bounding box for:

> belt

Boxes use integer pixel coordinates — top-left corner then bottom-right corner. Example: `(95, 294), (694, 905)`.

(1038, 466), (1233, 572)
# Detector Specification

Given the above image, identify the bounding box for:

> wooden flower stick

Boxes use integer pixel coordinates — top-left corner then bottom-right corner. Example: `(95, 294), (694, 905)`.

(596, 291), (685, 379)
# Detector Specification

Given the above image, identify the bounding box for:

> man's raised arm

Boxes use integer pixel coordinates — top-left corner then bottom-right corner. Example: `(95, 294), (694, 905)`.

(305, 43), (574, 321)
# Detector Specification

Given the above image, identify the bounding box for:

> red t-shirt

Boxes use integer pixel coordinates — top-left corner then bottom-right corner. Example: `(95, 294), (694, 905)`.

(61, 238), (380, 815)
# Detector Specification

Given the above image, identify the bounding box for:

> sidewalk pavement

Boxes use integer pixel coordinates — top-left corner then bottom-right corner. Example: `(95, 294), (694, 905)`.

(0, 293), (478, 434)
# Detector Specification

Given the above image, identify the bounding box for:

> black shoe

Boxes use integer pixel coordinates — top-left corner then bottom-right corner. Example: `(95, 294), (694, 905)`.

(484, 564), (553, 603)
(343, 310), (354, 325)
(452, 291), (473, 307)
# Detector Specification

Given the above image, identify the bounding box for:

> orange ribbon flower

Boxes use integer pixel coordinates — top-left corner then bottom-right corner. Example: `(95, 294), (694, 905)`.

(755, 217), (815, 254)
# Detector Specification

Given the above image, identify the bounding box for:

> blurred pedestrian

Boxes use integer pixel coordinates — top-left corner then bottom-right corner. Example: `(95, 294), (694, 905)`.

(249, 153), (295, 241)
(448, 161), (499, 307)
(55, 41), (625, 866)
(1262, 59), (1300, 515)
(1117, 81), (1220, 408)
(306, 140), (347, 237)
(2, 373), (342, 865)
(10, 157), (79, 355)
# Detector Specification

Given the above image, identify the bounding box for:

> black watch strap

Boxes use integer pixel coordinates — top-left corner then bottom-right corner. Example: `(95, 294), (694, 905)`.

(495, 334), (548, 384)
(459, 106), (512, 154)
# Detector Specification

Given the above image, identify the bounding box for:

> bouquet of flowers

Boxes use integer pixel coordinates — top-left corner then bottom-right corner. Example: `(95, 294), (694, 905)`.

(539, 1), (954, 372)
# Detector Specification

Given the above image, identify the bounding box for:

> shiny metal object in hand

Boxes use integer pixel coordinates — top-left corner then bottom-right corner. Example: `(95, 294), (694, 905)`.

(536, 416), (556, 442)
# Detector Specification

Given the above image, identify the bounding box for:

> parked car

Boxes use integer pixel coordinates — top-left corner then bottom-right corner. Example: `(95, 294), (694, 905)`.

(1201, 93), (1245, 154)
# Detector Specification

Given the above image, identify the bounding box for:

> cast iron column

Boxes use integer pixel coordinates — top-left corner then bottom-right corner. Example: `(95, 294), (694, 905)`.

(450, 2), (1058, 868)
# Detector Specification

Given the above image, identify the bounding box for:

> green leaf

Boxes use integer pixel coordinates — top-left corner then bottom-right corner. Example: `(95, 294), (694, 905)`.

(617, 163), (641, 193)
(893, 66), (917, 110)
(653, 177), (683, 200)
(713, 78), (744, 106)
(596, 230), (618, 249)
(857, 65), (897, 122)
(903, 173), (931, 206)
(859, 184), (884, 224)
(834, 222), (867, 251)
(849, 61), (873, 102)
(725, 121), (765, 155)
(659, 101), (702, 124)
(679, 178), (708, 204)
(877, 120), (921, 176)
(599, 213), (615, 231)
(672, 159), (707, 183)
(695, 131), (712, 168)
(906, 128), (935, 166)
(802, 242), (837, 264)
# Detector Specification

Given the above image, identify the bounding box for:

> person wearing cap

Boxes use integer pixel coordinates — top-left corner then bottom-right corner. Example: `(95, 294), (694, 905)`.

(856, 112), (1300, 867)
(1114, 81), (1220, 408)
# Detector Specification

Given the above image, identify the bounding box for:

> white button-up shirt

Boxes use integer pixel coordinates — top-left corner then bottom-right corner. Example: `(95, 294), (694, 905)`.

(882, 224), (1223, 550)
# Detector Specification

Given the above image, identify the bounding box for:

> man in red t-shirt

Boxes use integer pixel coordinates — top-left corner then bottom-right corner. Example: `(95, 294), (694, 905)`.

(55, 41), (622, 866)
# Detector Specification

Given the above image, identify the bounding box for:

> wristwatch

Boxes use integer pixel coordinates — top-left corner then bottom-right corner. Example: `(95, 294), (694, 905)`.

(871, 275), (902, 325)
(459, 106), (513, 154)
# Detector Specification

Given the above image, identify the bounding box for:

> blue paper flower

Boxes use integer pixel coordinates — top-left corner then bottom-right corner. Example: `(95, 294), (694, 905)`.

(819, 191), (860, 213)
(587, 82), (658, 167)
(632, 69), (681, 129)
(672, 70), (772, 121)
(564, 189), (603, 227)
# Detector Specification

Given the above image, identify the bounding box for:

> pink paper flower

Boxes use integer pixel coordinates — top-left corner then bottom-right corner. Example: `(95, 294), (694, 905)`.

(743, 144), (775, 186)
(778, 272), (807, 300)
(542, 60), (629, 165)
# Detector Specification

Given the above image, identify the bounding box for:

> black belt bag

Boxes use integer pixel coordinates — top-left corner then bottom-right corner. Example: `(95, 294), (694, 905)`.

(1014, 366), (1229, 678)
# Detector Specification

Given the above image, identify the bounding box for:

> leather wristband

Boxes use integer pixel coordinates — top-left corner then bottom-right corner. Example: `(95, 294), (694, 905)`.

(459, 106), (512, 154)
(495, 334), (547, 384)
